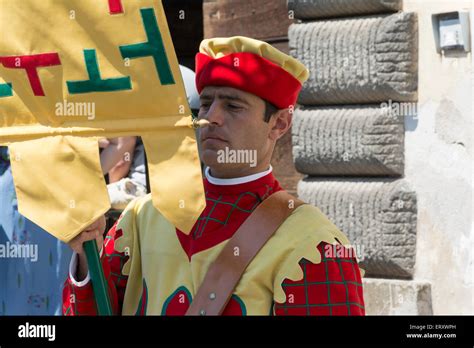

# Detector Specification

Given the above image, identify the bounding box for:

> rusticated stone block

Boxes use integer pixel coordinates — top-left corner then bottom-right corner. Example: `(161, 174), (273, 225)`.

(289, 12), (418, 105)
(203, 0), (292, 40)
(298, 178), (417, 278)
(363, 278), (433, 315)
(292, 106), (404, 176)
(288, 0), (403, 20)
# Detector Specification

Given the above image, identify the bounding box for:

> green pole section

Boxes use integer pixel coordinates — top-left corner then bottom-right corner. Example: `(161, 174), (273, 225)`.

(83, 240), (113, 315)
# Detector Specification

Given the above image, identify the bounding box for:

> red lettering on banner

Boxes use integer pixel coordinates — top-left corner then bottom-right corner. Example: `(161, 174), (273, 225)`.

(0, 53), (61, 96)
(108, 0), (124, 14)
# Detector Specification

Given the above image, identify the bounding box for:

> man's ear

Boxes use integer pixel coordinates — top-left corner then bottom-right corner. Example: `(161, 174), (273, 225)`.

(269, 108), (292, 141)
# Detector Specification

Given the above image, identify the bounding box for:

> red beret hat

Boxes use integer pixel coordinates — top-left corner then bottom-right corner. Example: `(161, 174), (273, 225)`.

(195, 36), (309, 109)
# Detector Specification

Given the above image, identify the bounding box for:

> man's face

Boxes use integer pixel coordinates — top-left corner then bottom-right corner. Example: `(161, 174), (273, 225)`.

(197, 86), (274, 177)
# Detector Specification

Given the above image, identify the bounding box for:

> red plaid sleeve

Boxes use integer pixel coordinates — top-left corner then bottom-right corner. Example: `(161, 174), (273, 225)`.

(274, 242), (365, 316)
(62, 221), (129, 316)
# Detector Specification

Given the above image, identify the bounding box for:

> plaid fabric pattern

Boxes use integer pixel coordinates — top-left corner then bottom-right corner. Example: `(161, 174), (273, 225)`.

(177, 177), (281, 259)
(274, 242), (365, 316)
(193, 184), (274, 239)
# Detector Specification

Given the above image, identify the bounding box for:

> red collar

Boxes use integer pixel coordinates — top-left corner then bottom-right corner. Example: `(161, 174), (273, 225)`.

(176, 171), (282, 260)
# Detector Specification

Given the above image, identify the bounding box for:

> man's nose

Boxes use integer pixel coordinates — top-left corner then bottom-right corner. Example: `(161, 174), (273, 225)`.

(201, 102), (224, 126)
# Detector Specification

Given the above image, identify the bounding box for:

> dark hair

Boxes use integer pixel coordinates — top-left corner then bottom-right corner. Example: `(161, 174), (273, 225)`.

(263, 100), (278, 123)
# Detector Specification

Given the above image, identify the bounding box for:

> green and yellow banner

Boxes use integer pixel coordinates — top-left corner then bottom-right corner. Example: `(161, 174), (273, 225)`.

(0, 0), (205, 242)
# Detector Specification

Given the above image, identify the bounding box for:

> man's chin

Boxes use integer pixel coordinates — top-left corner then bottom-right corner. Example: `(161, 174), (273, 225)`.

(200, 149), (240, 172)
(200, 149), (220, 168)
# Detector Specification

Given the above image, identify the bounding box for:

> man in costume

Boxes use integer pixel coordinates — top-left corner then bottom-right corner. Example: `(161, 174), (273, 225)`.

(62, 36), (365, 316)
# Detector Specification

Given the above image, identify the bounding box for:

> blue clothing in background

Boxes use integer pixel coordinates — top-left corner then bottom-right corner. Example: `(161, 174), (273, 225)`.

(0, 147), (72, 315)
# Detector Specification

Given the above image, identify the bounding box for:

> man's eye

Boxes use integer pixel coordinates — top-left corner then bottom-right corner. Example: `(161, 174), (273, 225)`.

(200, 104), (210, 109)
(227, 104), (242, 110)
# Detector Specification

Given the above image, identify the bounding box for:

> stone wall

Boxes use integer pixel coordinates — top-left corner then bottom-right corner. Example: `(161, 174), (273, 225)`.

(288, 0), (432, 314)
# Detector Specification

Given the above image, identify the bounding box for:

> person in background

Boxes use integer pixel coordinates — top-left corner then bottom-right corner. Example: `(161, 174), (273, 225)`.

(102, 65), (201, 211)
(101, 136), (147, 211)
(179, 64), (201, 116)
(0, 147), (72, 315)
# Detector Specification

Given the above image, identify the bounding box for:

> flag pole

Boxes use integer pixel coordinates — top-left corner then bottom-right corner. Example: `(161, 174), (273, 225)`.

(83, 240), (113, 315)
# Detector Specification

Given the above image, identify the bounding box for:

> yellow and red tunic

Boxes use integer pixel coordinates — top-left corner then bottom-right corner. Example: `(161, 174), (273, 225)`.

(63, 169), (365, 315)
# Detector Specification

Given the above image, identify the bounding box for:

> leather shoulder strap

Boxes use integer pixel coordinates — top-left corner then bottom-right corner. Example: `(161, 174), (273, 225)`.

(185, 190), (305, 316)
